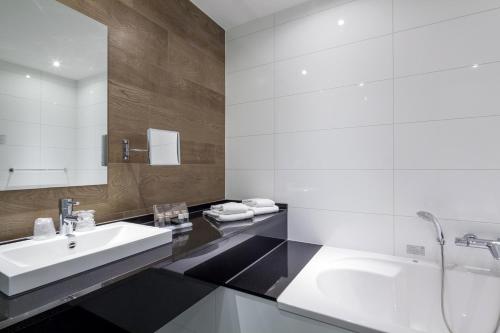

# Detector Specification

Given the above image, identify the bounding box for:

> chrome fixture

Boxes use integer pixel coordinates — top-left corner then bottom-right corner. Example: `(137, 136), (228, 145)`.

(122, 139), (148, 161)
(416, 211), (445, 245)
(122, 129), (181, 165)
(8, 168), (67, 173)
(455, 233), (500, 260)
(417, 210), (500, 333)
(416, 211), (454, 333)
(59, 198), (79, 236)
(66, 234), (77, 249)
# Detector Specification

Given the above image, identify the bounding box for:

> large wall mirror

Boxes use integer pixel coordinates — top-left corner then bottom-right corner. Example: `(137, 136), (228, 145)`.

(0, 0), (108, 191)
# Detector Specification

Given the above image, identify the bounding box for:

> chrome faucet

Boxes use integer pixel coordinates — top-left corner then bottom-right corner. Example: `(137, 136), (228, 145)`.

(455, 233), (500, 260)
(59, 198), (79, 236)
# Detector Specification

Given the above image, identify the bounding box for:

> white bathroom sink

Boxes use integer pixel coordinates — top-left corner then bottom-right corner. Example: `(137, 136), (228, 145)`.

(0, 222), (172, 296)
(278, 247), (500, 333)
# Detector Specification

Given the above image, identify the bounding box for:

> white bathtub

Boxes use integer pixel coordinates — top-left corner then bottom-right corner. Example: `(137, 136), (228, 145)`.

(278, 247), (500, 333)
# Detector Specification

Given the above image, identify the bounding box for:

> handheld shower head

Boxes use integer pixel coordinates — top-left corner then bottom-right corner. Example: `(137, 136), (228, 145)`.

(416, 211), (445, 245)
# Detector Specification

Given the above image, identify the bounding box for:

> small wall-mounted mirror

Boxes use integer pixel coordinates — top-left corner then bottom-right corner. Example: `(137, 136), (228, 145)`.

(123, 129), (180, 166)
(148, 129), (180, 166)
(0, 0), (107, 191)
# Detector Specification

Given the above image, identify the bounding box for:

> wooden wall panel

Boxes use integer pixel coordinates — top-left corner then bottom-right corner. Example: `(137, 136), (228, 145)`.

(0, 0), (225, 241)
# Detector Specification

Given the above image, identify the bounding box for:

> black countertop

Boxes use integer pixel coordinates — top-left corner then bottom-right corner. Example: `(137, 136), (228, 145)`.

(0, 201), (321, 333)
(0, 202), (289, 330)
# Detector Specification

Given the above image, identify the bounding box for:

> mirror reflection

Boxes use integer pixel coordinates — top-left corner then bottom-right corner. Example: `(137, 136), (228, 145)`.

(0, 0), (108, 191)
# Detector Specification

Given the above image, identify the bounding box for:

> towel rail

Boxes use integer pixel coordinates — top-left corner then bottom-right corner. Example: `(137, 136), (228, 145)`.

(8, 168), (68, 173)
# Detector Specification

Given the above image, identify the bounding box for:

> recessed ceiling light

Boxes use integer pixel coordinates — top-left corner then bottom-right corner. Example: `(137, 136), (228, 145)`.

(358, 82), (365, 87)
(52, 60), (61, 68)
(301, 69), (308, 75)
(472, 64), (479, 69)
(25, 74), (31, 79)
(337, 19), (345, 26)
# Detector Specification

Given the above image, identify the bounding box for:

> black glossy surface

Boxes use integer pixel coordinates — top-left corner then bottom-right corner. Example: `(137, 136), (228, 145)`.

(185, 236), (284, 284)
(0, 204), (288, 330)
(227, 241), (321, 300)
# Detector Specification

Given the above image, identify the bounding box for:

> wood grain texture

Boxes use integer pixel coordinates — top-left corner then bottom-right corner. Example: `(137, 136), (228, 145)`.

(0, 0), (225, 241)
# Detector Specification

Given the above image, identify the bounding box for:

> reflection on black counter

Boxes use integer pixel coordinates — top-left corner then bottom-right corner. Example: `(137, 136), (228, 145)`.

(0, 205), (288, 332)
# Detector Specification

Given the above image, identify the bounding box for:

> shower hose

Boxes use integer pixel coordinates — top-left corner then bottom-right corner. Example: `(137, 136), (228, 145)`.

(439, 243), (500, 333)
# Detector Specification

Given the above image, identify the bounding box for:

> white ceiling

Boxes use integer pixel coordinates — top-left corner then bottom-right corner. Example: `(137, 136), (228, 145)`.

(0, 0), (107, 80)
(191, 0), (312, 30)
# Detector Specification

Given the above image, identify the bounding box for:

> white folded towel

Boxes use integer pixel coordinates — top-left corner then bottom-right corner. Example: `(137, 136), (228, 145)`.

(249, 205), (279, 216)
(210, 202), (248, 215)
(242, 198), (275, 207)
(203, 210), (254, 222)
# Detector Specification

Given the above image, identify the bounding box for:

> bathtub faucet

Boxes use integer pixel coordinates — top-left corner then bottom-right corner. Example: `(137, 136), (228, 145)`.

(455, 233), (500, 260)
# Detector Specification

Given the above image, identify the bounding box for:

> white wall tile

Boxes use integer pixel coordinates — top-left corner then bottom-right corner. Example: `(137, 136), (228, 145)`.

(0, 94), (40, 123)
(0, 60), (41, 100)
(226, 135), (273, 170)
(275, 0), (392, 59)
(226, 64), (273, 105)
(76, 127), (99, 149)
(42, 147), (75, 170)
(275, 170), (393, 214)
(395, 216), (500, 270)
(288, 207), (394, 254)
(394, 0), (500, 31)
(41, 102), (76, 127)
(227, 29), (274, 72)
(0, 121), (40, 146)
(226, 100), (273, 137)
(0, 59), (106, 190)
(395, 62), (500, 122)
(275, 80), (393, 132)
(226, 0), (500, 263)
(6, 146), (41, 169)
(274, 0), (353, 25)
(276, 125), (393, 170)
(5, 171), (41, 189)
(396, 170), (500, 223)
(395, 9), (500, 76)
(41, 73), (76, 107)
(226, 15), (274, 41)
(77, 74), (107, 106)
(395, 117), (500, 169)
(78, 102), (107, 127)
(41, 125), (75, 149)
(275, 35), (392, 96)
(226, 170), (274, 201)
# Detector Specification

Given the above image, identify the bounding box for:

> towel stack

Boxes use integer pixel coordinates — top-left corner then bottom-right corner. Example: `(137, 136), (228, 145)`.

(203, 202), (254, 222)
(203, 199), (280, 222)
(243, 198), (279, 215)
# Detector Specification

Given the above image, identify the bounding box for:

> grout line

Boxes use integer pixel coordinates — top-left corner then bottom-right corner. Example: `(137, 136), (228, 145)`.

(227, 59), (500, 108)
(225, 0), (357, 42)
(288, 206), (394, 217)
(395, 59), (500, 80)
(226, 168), (500, 171)
(287, 206), (500, 226)
(391, 0), (396, 256)
(393, 5), (500, 34)
(227, 32), (394, 75)
(394, 213), (500, 226)
(225, 112), (500, 140)
(227, 97), (274, 107)
(230, 8), (500, 76)
(272, 13), (277, 202)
